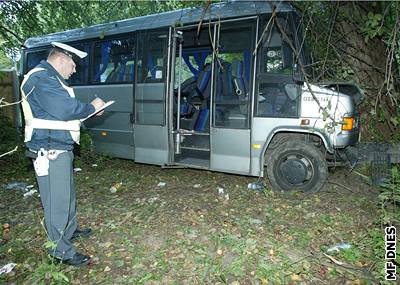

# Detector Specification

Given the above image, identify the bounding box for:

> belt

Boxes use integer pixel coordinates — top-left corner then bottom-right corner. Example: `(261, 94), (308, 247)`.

(26, 148), (69, 160)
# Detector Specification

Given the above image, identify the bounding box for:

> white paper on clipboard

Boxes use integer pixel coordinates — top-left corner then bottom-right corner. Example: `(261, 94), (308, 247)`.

(81, 100), (115, 122)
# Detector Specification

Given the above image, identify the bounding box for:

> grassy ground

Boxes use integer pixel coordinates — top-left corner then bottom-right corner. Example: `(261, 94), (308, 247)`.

(0, 154), (395, 284)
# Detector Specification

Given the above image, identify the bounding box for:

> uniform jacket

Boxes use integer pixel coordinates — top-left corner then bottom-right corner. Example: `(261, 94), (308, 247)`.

(22, 60), (95, 151)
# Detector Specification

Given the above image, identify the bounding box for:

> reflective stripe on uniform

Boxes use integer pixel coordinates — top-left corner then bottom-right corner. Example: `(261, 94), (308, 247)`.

(21, 67), (81, 144)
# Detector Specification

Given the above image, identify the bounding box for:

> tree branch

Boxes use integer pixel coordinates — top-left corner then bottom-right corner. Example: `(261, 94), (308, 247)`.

(0, 146), (18, 158)
(0, 24), (24, 44)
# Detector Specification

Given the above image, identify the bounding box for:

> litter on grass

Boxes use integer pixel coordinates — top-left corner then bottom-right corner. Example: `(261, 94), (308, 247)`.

(327, 243), (351, 252)
(157, 182), (166, 188)
(0, 263), (16, 275)
(2, 182), (33, 192)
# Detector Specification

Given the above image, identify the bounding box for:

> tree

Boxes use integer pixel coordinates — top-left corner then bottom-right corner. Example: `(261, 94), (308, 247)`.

(0, 0), (202, 66)
(294, 1), (400, 141)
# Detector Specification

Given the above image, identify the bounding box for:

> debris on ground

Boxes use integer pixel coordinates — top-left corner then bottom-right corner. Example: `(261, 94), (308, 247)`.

(327, 243), (351, 252)
(0, 263), (16, 275)
(148, 196), (160, 203)
(216, 187), (229, 200)
(73, 167), (82, 173)
(193, 184), (201, 188)
(110, 182), (123, 193)
(157, 182), (166, 188)
(247, 182), (265, 192)
(23, 189), (38, 198)
(2, 182), (33, 192)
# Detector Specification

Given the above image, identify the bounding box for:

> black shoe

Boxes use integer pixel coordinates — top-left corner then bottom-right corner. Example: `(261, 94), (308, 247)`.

(53, 252), (91, 266)
(71, 228), (92, 241)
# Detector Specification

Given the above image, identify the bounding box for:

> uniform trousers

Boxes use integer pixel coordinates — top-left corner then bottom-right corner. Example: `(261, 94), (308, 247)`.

(35, 151), (78, 259)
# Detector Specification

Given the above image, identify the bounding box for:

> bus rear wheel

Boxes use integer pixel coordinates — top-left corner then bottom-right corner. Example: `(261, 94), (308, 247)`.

(266, 141), (328, 192)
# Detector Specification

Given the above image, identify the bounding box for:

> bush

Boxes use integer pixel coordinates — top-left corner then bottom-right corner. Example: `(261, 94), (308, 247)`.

(74, 130), (111, 170)
(379, 166), (400, 226)
(0, 114), (31, 176)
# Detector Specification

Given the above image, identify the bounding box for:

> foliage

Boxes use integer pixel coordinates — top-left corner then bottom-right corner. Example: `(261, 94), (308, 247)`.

(361, 12), (384, 43)
(294, 1), (400, 141)
(0, 0), (204, 67)
(0, 114), (30, 175)
(29, 262), (69, 284)
(378, 166), (400, 225)
(74, 130), (112, 170)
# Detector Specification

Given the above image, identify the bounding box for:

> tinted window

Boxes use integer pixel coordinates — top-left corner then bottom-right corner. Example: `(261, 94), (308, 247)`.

(69, 43), (90, 85)
(214, 26), (253, 129)
(137, 33), (166, 83)
(92, 38), (135, 84)
(261, 19), (293, 74)
(257, 83), (299, 117)
(26, 44), (89, 85)
(26, 50), (49, 72)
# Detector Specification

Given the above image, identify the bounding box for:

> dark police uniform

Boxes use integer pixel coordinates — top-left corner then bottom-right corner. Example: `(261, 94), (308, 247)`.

(21, 60), (95, 260)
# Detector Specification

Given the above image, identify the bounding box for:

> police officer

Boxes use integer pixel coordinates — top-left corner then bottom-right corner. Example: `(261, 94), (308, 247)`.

(21, 42), (105, 266)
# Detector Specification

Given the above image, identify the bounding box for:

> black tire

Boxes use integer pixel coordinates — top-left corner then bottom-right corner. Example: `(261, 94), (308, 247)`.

(266, 141), (328, 192)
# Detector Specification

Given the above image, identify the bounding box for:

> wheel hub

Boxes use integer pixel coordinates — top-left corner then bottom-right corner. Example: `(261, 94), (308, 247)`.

(280, 155), (312, 185)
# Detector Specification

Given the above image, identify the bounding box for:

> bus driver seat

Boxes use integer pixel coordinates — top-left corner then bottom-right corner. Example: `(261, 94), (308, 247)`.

(176, 63), (212, 131)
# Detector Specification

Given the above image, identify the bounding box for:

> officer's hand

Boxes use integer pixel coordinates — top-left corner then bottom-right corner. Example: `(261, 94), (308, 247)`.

(91, 98), (105, 116)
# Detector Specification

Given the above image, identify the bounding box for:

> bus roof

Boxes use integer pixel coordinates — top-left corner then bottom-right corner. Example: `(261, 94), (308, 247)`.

(24, 1), (295, 48)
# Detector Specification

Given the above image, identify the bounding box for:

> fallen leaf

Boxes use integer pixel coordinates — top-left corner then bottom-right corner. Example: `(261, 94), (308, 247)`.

(291, 274), (301, 281)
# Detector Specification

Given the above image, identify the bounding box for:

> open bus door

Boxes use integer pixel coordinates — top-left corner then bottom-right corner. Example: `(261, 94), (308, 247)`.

(172, 20), (254, 175)
(133, 29), (172, 165)
(172, 26), (214, 169)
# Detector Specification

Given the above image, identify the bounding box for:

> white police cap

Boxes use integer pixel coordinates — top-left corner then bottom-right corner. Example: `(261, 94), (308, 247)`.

(51, 41), (87, 59)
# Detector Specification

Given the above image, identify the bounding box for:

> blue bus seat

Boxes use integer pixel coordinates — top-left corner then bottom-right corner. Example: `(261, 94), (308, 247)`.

(94, 42), (112, 82)
(194, 64), (211, 100)
(194, 109), (209, 131)
(117, 58), (128, 81)
(216, 60), (233, 99)
(176, 57), (212, 131)
(177, 64), (211, 119)
(231, 60), (247, 96)
(105, 65), (120, 82)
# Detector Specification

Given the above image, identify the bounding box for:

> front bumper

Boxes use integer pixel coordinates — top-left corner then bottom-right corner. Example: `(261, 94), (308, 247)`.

(334, 129), (360, 148)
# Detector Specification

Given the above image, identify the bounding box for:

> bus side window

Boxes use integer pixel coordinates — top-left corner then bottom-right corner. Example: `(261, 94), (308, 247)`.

(26, 50), (50, 72)
(92, 38), (135, 84)
(256, 17), (299, 118)
(69, 43), (89, 85)
(137, 34), (166, 83)
(257, 83), (299, 117)
(214, 25), (253, 129)
(262, 23), (293, 74)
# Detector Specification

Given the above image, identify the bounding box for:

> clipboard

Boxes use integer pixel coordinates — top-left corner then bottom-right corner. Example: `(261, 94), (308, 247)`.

(81, 100), (115, 122)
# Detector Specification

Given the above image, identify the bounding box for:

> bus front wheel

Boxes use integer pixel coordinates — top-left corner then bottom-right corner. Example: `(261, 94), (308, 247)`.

(266, 141), (328, 192)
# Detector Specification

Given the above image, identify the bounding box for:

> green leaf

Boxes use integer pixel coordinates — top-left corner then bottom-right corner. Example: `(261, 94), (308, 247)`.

(43, 240), (56, 250)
